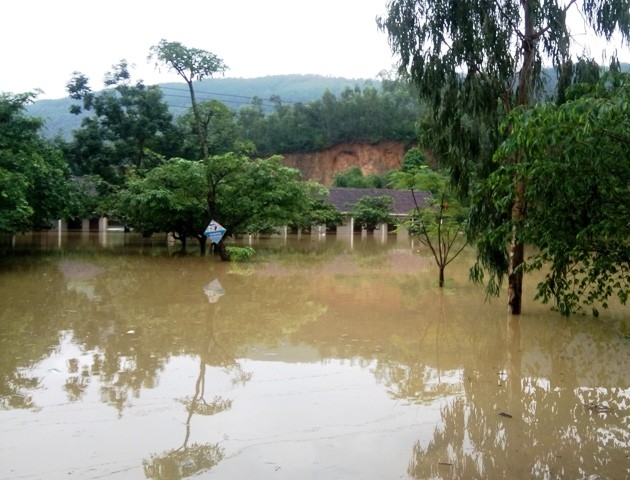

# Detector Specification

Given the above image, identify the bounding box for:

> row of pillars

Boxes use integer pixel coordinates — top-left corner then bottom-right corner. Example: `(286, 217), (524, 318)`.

(274, 218), (407, 239)
(51, 217), (404, 239)
(53, 217), (109, 231)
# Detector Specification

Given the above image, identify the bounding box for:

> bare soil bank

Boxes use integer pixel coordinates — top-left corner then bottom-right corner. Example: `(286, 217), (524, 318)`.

(281, 141), (407, 186)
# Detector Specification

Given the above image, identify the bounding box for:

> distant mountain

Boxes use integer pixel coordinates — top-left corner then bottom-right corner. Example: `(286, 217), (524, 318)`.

(27, 65), (629, 140)
(27, 74), (381, 139)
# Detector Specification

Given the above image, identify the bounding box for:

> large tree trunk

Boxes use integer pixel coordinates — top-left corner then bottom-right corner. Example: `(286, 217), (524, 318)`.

(187, 79), (209, 161)
(508, 163), (526, 315)
(438, 265), (445, 288)
(217, 239), (230, 261)
(507, 232), (524, 314)
(507, 0), (535, 315)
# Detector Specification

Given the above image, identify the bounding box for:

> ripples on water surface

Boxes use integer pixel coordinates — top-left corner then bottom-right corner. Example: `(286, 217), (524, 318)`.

(0, 231), (628, 479)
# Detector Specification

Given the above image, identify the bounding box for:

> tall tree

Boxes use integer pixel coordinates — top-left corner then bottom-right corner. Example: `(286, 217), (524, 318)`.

(66, 62), (176, 185)
(0, 92), (74, 233)
(149, 40), (228, 161)
(237, 97), (268, 154)
(177, 100), (252, 159)
(478, 72), (630, 315)
(378, 0), (630, 314)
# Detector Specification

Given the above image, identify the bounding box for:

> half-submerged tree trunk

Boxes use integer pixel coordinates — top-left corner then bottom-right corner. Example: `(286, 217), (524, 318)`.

(216, 239), (230, 261)
(175, 233), (187, 251)
(507, 177), (525, 314)
(507, 231), (524, 314)
(508, 0), (535, 315)
(198, 235), (208, 255)
(411, 190), (467, 289)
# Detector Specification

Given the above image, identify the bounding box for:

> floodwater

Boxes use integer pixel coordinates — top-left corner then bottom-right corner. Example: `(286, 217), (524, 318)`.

(0, 231), (629, 480)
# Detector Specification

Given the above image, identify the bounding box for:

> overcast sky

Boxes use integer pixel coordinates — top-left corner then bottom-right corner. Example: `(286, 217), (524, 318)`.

(2, 0), (628, 100)
(2, 0), (397, 100)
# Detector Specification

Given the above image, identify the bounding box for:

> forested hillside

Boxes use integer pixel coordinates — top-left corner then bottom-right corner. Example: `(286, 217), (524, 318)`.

(30, 64), (630, 142)
(27, 75), (382, 139)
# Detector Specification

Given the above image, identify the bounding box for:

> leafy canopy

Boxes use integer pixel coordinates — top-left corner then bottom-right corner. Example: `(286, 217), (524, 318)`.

(332, 167), (391, 189)
(472, 72), (630, 314)
(65, 62), (176, 187)
(378, 0), (630, 314)
(148, 39), (228, 84)
(0, 92), (74, 233)
(149, 40), (228, 161)
(176, 99), (251, 159)
(116, 154), (314, 251)
(351, 195), (394, 231)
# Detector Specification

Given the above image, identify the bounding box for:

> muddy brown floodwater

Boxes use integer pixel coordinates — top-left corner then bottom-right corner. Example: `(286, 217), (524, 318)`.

(0, 231), (629, 480)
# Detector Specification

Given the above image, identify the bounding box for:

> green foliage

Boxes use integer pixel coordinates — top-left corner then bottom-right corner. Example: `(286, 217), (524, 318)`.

(393, 165), (444, 195)
(471, 72), (630, 314)
(32, 70), (422, 159)
(287, 183), (343, 232)
(116, 154), (314, 252)
(116, 158), (208, 242)
(64, 175), (108, 220)
(27, 75), (394, 140)
(401, 147), (428, 172)
(149, 39), (228, 161)
(238, 78), (421, 155)
(379, 0), (630, 313)
(0, 92), (74, 233)
(351, 195), (394, 231)
(148, 40), (228, 84)
(225, 246), (255, 262)
(64, 63), (177, 187)
(555, 56), (603, 105)
(304, 199), (343, 230)
(332, 167), (391, 188)
(176, 100), (246, 159)
(379, 0), (534, 195)
(207, 154), (311, 236)
(392, 166), (468, 286)
(0, 166), (31, 233)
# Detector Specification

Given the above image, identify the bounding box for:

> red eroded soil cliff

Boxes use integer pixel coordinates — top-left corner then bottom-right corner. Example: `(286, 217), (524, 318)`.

(281, 141), (407, 186)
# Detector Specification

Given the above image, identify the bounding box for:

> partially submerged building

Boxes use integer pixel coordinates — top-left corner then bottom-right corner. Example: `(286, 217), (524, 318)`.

(323, 187), (431, 235)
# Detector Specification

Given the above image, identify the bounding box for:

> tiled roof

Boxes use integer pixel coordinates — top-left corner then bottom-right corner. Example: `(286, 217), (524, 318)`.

(325, 188), (431, 216)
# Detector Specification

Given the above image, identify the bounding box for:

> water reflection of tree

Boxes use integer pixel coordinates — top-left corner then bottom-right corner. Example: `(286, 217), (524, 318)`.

(0, 372), (39, 409)
(56, 259), (221, 413)
(407, 316), (630, 480)
(142, 357), (228, 480)
(142, 283), (250, 479)
(3, 242), (403, 414)
(372, 289), (492, 404)
(143, 443), (223, 480)
(14, 252), (325, 418)
(63, 357), (90, 401)
(0, 256), (71, 410)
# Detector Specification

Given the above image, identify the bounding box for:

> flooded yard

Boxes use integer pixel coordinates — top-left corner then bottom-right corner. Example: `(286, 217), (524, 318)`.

(1, 232), (629, 479)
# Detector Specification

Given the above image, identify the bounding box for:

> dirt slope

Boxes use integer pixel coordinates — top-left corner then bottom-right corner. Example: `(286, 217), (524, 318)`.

(281, 141), (407, 186)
